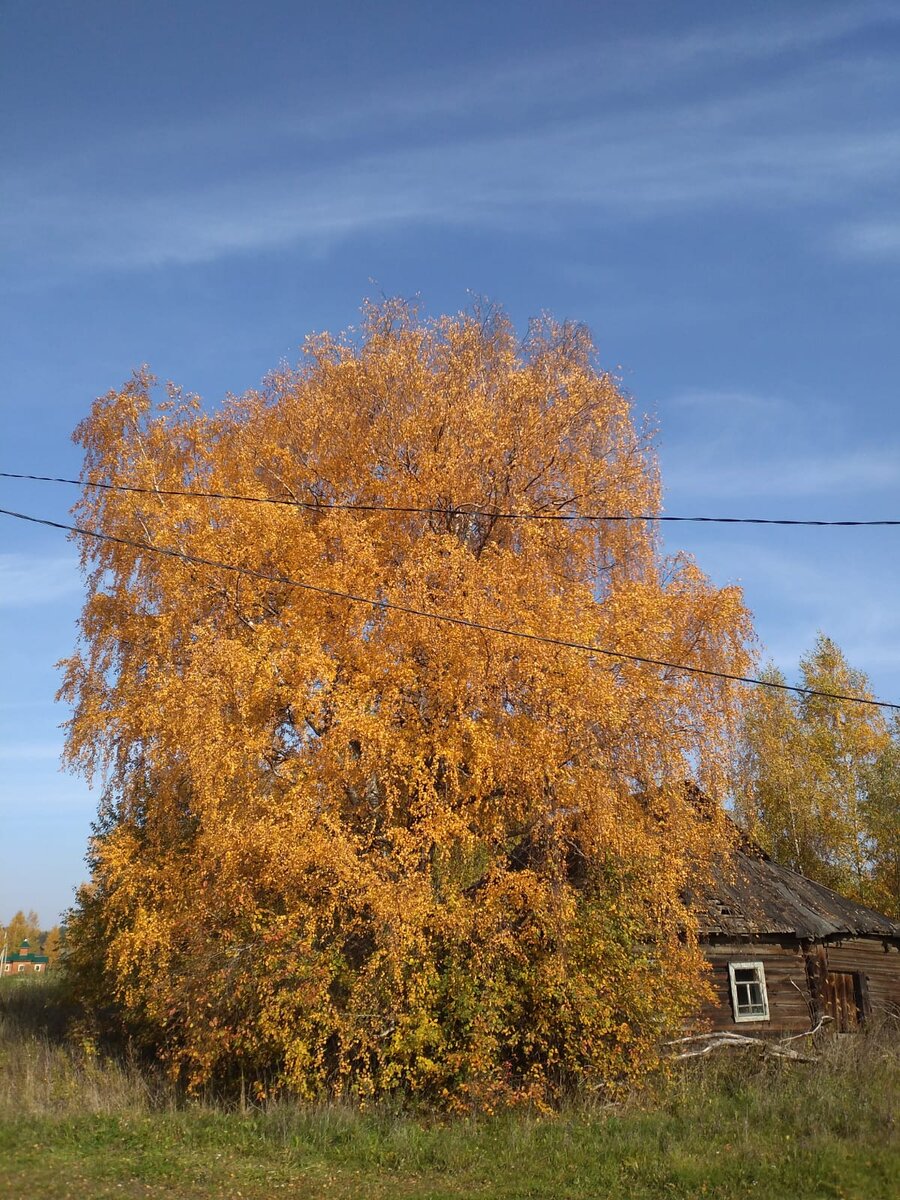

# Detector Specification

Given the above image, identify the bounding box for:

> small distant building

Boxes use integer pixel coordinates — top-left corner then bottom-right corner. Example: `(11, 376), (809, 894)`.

(697, 844), (900, 1033)
(1, 938), (50, 977)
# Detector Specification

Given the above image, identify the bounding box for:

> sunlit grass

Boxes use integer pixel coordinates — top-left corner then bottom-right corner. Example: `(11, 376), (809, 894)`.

(2, 974), (898, 1199)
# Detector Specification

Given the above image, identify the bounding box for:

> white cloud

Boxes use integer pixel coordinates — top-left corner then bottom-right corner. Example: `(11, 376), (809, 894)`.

(657, 385), (900, 502)
(0, 552), (81, 607)
(663, 447), (900, 500)
(23, 5), (893, 169)
(6, 118), (900, 274)
(666, 390), (794, 418)
(665, 537), (900, 698)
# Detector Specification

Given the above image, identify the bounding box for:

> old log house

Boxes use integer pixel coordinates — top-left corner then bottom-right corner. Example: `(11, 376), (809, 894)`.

(696, 844), (900, 1033)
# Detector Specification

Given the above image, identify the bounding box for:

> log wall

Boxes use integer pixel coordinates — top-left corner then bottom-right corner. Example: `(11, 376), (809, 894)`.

(700, 936), (900, 1032)
(826, 938), (900, 1016)
(701, 942), (814, 1033)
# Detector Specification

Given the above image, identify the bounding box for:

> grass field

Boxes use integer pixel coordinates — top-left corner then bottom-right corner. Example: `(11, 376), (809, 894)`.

(2, 976), (898, 1199)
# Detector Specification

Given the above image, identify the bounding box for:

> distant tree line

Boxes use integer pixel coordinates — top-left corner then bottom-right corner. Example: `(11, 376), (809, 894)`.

(733, 634), (900, 919)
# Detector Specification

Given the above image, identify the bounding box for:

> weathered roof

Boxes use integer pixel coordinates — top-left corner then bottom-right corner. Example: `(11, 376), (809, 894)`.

(697, 848), (900, 941)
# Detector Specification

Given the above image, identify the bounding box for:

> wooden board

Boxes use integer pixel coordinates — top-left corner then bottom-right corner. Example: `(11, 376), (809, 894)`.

(826, 938), (900, 1017)
(699, 936), (900, 1032)
(701, 942), (813, 1033)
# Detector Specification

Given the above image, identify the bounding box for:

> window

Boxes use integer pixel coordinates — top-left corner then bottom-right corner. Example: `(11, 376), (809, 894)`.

(17, 963), (26, 973)
(34, 964), (42, 973)
(3, 964), (8, 973)
(728, 961), (769, 1022)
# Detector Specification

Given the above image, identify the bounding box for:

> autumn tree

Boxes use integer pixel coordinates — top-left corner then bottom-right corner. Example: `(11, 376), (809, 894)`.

(733, 635), (891, 906)
(2, 910), (41, 953)
(61, 300), (753, 1105)
(42, 925), (64, 967)
(731, 666), (810, 873)
(861, 716), (900, 917)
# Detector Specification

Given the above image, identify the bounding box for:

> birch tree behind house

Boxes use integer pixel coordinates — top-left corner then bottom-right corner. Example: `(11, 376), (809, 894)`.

(734, 637), (895, 914)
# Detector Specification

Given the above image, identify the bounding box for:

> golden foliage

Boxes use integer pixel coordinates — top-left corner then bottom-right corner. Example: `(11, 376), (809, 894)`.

(2, 910), (41, 954)
(41, 925), (63, 967)
(734, 636), (896, 913)
(61, 301), (753, 1105)
(863, 715), (900, 918)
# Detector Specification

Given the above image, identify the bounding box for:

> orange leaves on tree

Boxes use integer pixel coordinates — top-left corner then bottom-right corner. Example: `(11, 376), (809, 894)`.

(61, 300), (754, 1105)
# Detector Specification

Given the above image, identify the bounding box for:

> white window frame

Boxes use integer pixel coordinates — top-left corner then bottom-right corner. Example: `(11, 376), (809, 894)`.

(34, 964), (42, 973)
(728, 960), (770, 1022)
(16, 963), (26, 973)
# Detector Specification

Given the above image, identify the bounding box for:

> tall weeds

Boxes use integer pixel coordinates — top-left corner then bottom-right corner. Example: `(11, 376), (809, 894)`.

(2, 973), (898, 1137)
(0, 976), (176, 1117)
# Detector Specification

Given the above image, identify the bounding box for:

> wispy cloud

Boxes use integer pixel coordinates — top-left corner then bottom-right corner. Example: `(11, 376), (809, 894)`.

(3, 4), (899, 274)
(0, 553), (80, 607)
(664, 447), (900, 501)
(835, 219), (900, 259)
(20, 4), (892, 168)
(668, 537), (900, 696)
(658, 383), (900, 503)
(6, 119), (900, 274)
(666, 390), (794, 418)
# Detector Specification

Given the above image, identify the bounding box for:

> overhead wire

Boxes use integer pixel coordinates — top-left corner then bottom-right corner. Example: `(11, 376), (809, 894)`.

(2, 504), (898, 711)
(1, 472), (898, 527)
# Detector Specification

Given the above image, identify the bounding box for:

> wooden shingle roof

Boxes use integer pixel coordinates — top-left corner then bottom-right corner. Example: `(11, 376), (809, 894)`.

(698, 848), (900, 941)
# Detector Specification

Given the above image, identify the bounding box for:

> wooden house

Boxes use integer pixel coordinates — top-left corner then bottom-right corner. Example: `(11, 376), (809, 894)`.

(696, 845), (900, 1033)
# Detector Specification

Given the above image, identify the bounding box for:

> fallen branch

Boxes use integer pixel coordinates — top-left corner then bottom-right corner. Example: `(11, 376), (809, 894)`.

(668, 1018), (831, 1063)
(665, 1032), (755, 1046)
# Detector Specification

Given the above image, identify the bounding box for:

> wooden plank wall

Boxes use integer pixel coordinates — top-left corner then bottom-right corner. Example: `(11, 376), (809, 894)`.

(701, 943), (813, 1033)
(700, 937), (900, 1032)
(826, 938), (900, 1017)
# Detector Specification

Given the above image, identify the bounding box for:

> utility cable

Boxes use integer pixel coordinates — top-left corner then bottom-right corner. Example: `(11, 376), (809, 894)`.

(2, 505), (898, 711)
(2, 472), (898, 527)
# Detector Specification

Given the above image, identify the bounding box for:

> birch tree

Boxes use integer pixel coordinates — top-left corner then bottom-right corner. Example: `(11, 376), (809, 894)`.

(61, 300), (753, 1105)
(735, 636), (890, 906)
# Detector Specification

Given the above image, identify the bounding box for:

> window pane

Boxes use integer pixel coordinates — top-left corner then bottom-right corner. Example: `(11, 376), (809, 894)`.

(731, 963), (768, 1018)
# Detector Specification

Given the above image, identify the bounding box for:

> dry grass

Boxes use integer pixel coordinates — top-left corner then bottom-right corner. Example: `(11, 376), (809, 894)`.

(0, 975), (177, 1118)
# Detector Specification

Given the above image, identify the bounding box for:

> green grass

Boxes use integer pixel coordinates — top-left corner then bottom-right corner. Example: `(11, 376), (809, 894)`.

(1, 976), (898, 1199)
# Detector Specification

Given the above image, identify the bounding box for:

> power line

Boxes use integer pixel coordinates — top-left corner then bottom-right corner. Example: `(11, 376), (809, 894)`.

(2, 504), (898, 712)
(2, 472), (898, 527)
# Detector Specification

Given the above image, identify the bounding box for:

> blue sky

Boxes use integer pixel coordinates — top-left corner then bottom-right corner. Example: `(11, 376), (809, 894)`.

(2, 0), (900, 925)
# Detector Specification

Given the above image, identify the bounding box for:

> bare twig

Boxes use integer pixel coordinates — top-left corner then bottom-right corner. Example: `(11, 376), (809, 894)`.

(779, 1016), (831, 1043)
